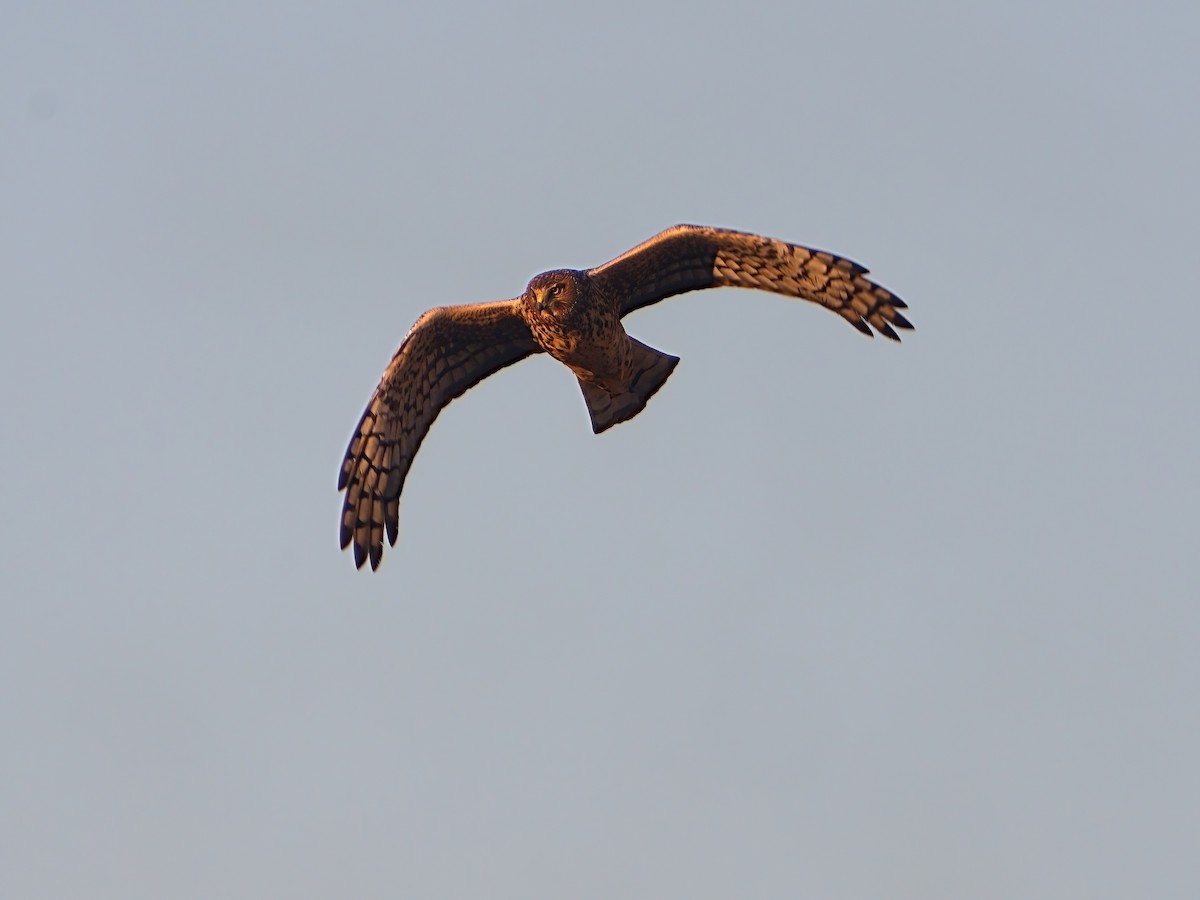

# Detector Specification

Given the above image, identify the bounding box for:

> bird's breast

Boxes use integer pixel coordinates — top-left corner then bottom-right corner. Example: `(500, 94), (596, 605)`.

(528, 317), (580, 356)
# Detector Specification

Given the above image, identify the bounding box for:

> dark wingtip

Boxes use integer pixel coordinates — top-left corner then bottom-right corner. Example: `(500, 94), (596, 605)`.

(877, 321), (900, 341)
(369, 544), (383, 571)
(891, 311), (914, 331)
(353, 541), (368, 569)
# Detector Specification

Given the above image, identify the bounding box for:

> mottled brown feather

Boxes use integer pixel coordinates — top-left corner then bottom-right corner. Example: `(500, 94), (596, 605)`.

(338, 300), (538, 569)
(592, 224), (911, 339)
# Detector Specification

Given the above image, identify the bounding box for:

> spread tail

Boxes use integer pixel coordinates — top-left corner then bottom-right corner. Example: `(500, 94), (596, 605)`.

(578, 338), (679, 434)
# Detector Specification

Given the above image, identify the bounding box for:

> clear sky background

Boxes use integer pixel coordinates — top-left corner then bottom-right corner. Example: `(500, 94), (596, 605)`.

(3, 2), (1198, 897)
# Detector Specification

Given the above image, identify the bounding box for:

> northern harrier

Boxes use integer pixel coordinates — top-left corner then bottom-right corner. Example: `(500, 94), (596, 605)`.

(339, 224), (911, 569)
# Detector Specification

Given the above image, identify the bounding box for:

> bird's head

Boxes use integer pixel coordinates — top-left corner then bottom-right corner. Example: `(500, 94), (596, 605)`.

(523, 269), (584, 319)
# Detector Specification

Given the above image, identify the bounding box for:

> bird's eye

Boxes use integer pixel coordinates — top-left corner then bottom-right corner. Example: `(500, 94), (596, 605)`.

(550, 283), (563, 296)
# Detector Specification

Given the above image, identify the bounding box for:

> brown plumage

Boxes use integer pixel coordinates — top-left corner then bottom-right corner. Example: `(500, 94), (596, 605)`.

(338, 224), (912, 569)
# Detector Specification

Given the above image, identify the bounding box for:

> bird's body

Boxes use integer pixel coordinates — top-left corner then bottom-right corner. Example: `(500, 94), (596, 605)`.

(522, 269), (624, 385)
(339, 224), (912, 569)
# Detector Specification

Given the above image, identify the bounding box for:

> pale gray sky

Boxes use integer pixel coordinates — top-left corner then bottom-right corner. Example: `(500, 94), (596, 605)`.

(3, 2), (1198, 898)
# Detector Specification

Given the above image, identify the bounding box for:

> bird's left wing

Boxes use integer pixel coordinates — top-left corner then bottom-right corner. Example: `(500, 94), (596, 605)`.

(338, 300), (539, 570)
(589, 224), (912, 340)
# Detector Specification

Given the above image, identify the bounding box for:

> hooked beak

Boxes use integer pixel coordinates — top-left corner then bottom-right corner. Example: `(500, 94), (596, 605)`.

(534, 288), (549, 312)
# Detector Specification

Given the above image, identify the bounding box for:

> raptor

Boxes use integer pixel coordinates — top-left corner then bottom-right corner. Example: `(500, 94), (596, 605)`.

(338, 224), (912, 569)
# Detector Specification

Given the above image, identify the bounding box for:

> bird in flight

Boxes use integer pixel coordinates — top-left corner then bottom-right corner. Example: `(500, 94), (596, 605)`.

(338, 224), (911, 569)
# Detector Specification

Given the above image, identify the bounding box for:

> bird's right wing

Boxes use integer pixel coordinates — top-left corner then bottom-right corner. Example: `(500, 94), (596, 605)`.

(338, 300), (539, 570)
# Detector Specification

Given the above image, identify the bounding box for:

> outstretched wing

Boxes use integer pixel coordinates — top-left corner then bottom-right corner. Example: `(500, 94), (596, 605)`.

(338, 300), (539, 570)
(588, 224), (912, 340)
